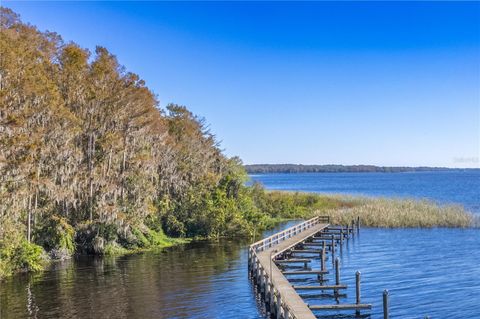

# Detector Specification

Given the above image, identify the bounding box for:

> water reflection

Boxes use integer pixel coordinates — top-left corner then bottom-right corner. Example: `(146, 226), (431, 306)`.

(0, 234), (267, 319)
(1, 226), (479, 318)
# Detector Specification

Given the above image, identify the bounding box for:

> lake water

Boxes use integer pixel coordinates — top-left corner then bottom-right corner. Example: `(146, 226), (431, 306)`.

(250, 171), (480, 213)
(1, 172), (479, 318)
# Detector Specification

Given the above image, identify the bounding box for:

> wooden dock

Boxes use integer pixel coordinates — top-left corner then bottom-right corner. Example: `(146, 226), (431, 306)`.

(248, 216), (377, 319)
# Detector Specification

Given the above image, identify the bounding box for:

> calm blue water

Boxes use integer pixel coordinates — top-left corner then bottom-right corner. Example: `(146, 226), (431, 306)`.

(297, 227), (480, 319)
(250, 171), (480, 213)
(2, 224), (479, 318)
(2, 172), (479, 318)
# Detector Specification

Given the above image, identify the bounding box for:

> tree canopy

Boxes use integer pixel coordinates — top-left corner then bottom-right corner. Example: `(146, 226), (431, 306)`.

(0, 7), (283, 276)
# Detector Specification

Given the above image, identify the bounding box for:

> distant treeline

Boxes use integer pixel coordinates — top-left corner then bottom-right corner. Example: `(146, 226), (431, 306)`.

(244, 164), (472, 174)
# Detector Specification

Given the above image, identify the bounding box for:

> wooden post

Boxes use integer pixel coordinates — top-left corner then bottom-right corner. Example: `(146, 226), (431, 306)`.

(269, 281), (274, 313)
(331, 235), (335, 254)
(265, 280), (270, 312)
(260, 269), (265, 296)
(334, 257), (340, 297)
(252, 255), (255, 279)
(357, 216), (360, 232)
(356, 271), (361, 315)
(27, 195), (32, 242)
(335, 258), (340, 285)
(322, 240), (326, 253)
(351, 219), (355, 237)
(340, 228), (344, 246)
(320, 248), (325, 271)
(383, 289), (389, 319)
(276, 294), (282, 319)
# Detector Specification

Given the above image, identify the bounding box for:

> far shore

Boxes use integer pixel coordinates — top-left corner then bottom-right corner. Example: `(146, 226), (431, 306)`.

(245, 164), (480, 174)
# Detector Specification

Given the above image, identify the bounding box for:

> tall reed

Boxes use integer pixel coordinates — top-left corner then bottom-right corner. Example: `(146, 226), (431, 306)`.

(321, 197), (475, 228)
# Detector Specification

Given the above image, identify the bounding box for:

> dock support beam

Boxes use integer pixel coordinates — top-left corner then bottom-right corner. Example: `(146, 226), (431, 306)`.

(276, 294), (282, 319)
(331, 235), (335, 256)
(356, 271), (361, 315)
(334, 257), (340, 297)
(335, 258), (340, 285)
(320, 249), (325, 271)
(383, 289), (389, 319)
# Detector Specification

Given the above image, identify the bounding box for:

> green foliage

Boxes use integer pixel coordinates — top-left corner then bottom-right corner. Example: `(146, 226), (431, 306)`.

(0, 239), (46, 277)
(12, 241), (45, 272)
(73, 220), (180, 255)
(248, 185), (350, 219)
(103, 242), (128, 255)
(163, 214), (186, 238)
(34, 216), (75, 254)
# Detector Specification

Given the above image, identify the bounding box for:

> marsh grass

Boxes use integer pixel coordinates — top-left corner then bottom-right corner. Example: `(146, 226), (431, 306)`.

(320, 196), (475, 228)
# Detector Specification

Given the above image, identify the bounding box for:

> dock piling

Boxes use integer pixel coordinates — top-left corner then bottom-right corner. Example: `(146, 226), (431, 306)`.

(335, 258), (340, 285)
(320, 248), (325, 271)
(383, 289), (389, 319)
(334, 258), (340, 298)
(331, 235), (335, 255)
(276, 294), (282, 319)
(356, 271), (361, 315)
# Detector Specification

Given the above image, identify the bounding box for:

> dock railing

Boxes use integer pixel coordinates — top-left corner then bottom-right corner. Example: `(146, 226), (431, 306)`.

(250, 215), (330, 253)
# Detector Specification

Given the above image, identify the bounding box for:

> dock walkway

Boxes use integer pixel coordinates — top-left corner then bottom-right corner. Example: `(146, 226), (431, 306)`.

(248, 216), (372, 319)
(255, 220), (328, 319)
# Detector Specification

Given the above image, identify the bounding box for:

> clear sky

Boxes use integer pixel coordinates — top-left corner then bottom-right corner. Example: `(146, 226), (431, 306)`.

(4, 1), (480, 168)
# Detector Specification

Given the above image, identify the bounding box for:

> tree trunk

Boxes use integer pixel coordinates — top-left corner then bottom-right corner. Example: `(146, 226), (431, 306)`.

(27, 194), (32, 242)
(88, 132), (95, 221)
(121, 134), (127, 200)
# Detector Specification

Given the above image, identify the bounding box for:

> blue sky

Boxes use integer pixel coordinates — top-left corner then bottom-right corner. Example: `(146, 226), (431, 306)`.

(5, 1), (480, 167)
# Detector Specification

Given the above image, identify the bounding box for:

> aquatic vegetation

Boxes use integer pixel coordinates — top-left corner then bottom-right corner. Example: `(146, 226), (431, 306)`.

(322, 197), (475, 228)
(253, 190), (475, 228)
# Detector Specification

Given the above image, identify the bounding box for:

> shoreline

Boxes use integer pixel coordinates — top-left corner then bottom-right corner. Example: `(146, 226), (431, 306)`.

(1, 192), (476, 280)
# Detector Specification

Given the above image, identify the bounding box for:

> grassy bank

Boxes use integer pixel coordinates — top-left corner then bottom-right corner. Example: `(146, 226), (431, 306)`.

(0, 221), (188, 279)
